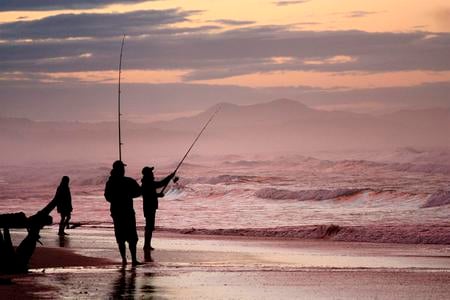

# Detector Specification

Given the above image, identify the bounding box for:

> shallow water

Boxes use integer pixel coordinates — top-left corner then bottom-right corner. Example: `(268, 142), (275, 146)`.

(11, 229), (450, 300)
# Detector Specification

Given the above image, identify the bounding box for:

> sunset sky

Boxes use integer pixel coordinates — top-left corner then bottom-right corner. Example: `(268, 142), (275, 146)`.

(1, 0), (449, 121)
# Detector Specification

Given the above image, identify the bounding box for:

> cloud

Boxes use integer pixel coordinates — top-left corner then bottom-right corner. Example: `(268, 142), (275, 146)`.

(0, 0), (153, 11)
(212, 19), (255, 26)
(344, 10), (379, 18)
(295, 22), (321, 26)
(434, 7), (450, 30)
(0, 12), (449, 78)
(177, 29), (450, 80)
(273, 1), (309, 6)
(0, 9), (196, 40)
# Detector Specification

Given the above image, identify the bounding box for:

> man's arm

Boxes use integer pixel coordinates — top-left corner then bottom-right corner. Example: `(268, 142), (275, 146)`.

(155, 172), (176, 189)
(104, 180), (113, 203)
(129, 178), (142, 198)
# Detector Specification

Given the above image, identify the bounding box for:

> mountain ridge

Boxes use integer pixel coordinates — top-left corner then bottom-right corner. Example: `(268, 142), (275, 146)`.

(1, 98), (449, 163)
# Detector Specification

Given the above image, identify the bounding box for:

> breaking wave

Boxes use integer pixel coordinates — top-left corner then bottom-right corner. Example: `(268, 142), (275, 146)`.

(422, 191), (450, 208)
(188, 175), (276, 185)
(255, 188), (366, 201)
(159, 224), (450, 245)
(389, 163), (450, 175)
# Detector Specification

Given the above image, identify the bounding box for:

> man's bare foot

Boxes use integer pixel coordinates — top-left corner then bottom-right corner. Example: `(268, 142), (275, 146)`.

(131, 260), (142, 266)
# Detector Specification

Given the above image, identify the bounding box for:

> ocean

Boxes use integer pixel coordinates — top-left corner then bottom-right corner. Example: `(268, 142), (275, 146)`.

(1, 152), (449, 244)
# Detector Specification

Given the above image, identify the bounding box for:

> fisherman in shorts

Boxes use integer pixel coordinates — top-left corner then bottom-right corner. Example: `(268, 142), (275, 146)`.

(105, 160), (142, 265)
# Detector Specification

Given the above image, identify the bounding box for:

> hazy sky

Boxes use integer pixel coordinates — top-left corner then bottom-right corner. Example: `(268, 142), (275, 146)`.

(1, 0), (449, 121)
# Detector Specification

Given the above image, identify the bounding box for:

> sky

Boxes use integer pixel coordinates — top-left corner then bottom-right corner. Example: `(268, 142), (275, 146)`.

(1, 0), (449, 121)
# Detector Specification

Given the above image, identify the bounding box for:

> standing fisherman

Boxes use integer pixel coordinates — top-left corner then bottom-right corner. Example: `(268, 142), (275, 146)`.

(105, 160), (142, 265)
(55, 176), (72, 236)
(140, 106), (220, 259)
(141, 166), (175, 258)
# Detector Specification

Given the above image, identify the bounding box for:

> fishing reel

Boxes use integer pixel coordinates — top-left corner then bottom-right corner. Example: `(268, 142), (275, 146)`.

(173, 176), (179, 183)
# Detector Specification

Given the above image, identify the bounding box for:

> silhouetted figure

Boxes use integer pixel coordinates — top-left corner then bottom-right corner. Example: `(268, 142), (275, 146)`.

(55, 176), (72, 236)
(0, 198), (57, 273)
(141, 166), (175, 258)
(105, 160), (142, 265)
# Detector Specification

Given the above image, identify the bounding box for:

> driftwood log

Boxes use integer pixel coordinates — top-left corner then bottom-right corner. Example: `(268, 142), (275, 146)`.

(0, 196), (58, 273)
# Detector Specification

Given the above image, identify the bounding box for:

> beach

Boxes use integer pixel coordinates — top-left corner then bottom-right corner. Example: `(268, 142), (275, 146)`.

(1, 228), (449, 299)
(1, 153), (450, 299)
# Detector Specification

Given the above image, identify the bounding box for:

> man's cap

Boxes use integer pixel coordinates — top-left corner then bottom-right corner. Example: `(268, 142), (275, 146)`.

(113, 160), (127, 169)
(142, 166), (154, 175)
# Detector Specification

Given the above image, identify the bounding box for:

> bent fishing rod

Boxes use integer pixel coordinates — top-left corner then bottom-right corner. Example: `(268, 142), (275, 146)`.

(117, 34), (126, 161)
(161, 106), (221, 193)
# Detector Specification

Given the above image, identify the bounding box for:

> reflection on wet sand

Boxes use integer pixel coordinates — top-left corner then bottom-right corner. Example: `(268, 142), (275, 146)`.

(13, 230), (450, 299)
(110, 267), (137, 299)
(145, 251), (153, 262)
(109, 266), (163, 299)
(140, 272), (159, 297)
(58, 235), (70, 248)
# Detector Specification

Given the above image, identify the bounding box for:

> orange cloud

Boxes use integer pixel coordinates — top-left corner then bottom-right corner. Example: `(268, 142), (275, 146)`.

(192, 70), (450, 89)
(45, 69), (190, 84)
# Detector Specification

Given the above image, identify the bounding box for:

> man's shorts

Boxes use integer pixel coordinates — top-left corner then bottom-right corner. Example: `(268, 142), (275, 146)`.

(112, 214), (138, 243)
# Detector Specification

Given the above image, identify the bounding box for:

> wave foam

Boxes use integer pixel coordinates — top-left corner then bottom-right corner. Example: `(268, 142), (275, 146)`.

(159, 224), (450, 245)
(255, 188), (365, 201)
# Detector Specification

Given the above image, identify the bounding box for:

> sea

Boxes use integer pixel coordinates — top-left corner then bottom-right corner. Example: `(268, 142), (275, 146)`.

(1, 149), (449, 244)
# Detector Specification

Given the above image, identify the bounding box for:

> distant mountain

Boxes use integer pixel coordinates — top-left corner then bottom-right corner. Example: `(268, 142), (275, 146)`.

(1, 99), (449, 163)
(151, 99), (323, 131)
(147, 99), (450, 155)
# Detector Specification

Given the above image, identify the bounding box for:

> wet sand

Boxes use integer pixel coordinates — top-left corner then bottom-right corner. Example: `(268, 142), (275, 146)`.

(2, 228), (450, 299)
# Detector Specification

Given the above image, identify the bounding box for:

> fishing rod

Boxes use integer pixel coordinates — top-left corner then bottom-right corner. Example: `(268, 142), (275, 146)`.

(161, 106), (221, 193)
(117, 34), (126, 161)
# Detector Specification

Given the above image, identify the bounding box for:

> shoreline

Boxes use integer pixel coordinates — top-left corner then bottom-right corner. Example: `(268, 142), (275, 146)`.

(63, 222), (450, 245)
(1, 231), (450, 299)
(154, 223), (450, 245)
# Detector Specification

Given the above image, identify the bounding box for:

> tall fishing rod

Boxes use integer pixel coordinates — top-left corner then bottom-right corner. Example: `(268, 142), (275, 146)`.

(117, 34), (126, 161)
(161, 106), (221, 193)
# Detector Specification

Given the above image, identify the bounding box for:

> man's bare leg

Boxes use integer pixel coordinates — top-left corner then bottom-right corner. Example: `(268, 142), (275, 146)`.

(129, 242), (141, 266)
(118, 242), (127, 265)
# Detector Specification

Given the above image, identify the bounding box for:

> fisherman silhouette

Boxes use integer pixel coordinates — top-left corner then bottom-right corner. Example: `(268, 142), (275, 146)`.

(55, 176), (72, 236)
(141, 166), (175, 258)
(104, 160), (142, 265)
